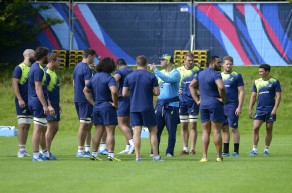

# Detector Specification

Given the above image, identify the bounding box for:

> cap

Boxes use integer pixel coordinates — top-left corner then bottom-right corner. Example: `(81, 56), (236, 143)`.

(159, 54), (173, 63)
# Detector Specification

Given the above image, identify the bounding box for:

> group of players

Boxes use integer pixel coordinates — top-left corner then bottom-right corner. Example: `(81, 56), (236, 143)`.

(12, 47), (282, 162)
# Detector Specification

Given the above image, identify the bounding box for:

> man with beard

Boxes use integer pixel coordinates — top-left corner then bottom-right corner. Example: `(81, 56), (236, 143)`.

(12, 49), (35, 157)
(221, 56), (244, 157)
(189, 56), (226, 162)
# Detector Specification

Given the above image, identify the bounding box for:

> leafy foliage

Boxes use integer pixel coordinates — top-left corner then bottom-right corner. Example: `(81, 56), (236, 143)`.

(0, 0), (63, 49)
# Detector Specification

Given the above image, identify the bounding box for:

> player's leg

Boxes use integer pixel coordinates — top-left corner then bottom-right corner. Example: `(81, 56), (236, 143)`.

(189, 102), (199, 155)
(165, 106), (179, 156)
(250, 119), (264, 156)
(263, 113), (275, 156)
(84, 123), (92, 154)
(45, 120), (59, 159)
(16, 104), (32, 157)
(179, 102), (189, 154)
(90, 125), (104, 161)
(232, 127), (240, 156)
(210, 107), (224, 161)
(189, 118), (198, 155)
(32, 118), (47, 161)
(118, 116), (134, 154)
(155, 107), (166, 156)
(212, 121), (223, 161)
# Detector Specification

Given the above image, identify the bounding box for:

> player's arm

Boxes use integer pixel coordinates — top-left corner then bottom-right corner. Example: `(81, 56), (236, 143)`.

(12, 78), (25, 108)
(153, 86), (160, 96)
(35, 81), (49, 115)
(47, 99), (55, 116)
(154, 69), (181, 83)
(122, 86), (129, 97)
(189, 78), (200, 105)
(83, 86), (94, 106)
(114, 73), (121, 82)
(249, 92), (257, 119)
(271, 92), (281, 116)
(113, 74), (121, 92)
(215, 79), (226, 104)
(109, 85), (118, 109)
(236, 86), (244, 116)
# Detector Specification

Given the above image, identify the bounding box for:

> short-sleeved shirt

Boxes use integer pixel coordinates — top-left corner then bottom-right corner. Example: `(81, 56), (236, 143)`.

(177, 65), (203, 102)
(114, 67), (133, 96)
(13, 63), (30, 102)
(85, 71), (116, 110)
(195, 68), (223, 109)
(221, 71), (244, 107)
(28, 62), (47, 102)
(45, 67), (60, 105)
(73, 62), (92, 102)
(123, 69), (158, 112)
(252, 77), (282, 112)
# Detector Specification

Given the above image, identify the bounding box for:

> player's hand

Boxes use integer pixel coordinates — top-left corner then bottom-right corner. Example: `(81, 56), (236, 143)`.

(270, 109), (276, 117)
(109, 102), (118, 110)
(196, 101), (201, 106)
(148, 63), (156, 71)
(217, 98), (223, 103)
(48, 105), (55, 116)
(248, 110), (253, 119)
(43, 106), (50, 115)
(235, 107), (242, 116)
(178, 88), (182, 95)
(18, 99), (25, 108)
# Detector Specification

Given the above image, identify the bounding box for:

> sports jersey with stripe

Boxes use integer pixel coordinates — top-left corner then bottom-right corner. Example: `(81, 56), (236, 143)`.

(177, 65), (203, 102)
(44, 67), (60, 105)
(252, 77), (282, 112)
(221, 71), (244, 107)
(13, 63), (30, 102)
(28, 62), (47, 102)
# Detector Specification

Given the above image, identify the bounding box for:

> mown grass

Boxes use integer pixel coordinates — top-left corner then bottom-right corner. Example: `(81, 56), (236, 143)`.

(0, 66), (292, 193)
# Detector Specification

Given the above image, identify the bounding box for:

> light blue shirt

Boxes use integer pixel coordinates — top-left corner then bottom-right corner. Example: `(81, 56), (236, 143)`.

(154, 68), (181, 107)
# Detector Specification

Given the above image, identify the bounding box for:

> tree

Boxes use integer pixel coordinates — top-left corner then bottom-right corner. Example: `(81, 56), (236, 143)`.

(0, 0), (63, 50)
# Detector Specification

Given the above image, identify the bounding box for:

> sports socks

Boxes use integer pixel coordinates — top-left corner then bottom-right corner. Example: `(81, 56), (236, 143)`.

(223, 143), (229, 153)
(234, 143), (239, 153)
(85, 145), (90, 152)
(108, 152), (114, 158)
(99, 143), (106, 151)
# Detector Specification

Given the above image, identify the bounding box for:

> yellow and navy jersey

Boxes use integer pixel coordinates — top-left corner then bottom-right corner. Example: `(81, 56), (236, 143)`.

(221, 71), (244, 105)
(13, 63), (30, 101)
(45, 67), (60, 105)
(252, 77), (281, 112)
(28, 62), (47, 102)
(177, 65), (203, 102)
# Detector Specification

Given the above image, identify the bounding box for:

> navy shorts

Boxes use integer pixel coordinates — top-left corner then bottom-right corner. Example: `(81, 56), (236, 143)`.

(130, 111), (157, 127)
(223, 106), (239, 128)
(75, 102), (93, 119)
(93, 106), (118, 125)
(15, 99), (32, 116)
(47, 104), (60, 122)
(254, 110), (276, 122)
(28, 100), (47, 118)
(200, 107), (225, 123)
(117, 97), (130, 117)
(179, 100), (199, 116)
